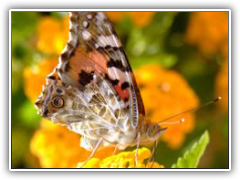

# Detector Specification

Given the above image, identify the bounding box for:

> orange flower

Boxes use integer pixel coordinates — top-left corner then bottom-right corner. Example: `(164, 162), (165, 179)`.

(24, 15), (70, 102)
(134, 64), (199, 149)
(129, 12), (155, 27)
(77, 148), (164, 168)
(215, 60), (228, 111)
(105, 12), (125, 22)
(106, 12), (155, 27)
(185, 12), (228, 58)
(23, 58), (58, 102)
(30, 119), (115, 168)
(37, 16), (69, 55)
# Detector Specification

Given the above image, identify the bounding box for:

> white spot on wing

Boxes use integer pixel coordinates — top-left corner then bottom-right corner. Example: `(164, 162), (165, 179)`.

(83, 21), (88, 28)
(97, 12), (105, 20)
(82, 30), (91, 40)
(95, 43), (99, 49)
(107, 67), (127, 83)
(97, 35), (121, 47)
(87, 14), (92, 20)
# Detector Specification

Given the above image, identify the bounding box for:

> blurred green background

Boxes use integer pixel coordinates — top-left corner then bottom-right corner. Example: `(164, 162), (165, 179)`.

(11, 11), (229, 169)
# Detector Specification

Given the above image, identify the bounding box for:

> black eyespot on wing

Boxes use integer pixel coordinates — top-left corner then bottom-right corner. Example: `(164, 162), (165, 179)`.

(96, 46), (105, 54)
(107, 59), (124, 71)
(106, 57), (131, 72)
(47, 75), (56, 80)
(124, 98), (128, 102)
(105, 45), (111, 50)
(112, 79), (119, 86)
(79, 70), (94, 86)
(104, 74), (119, 86)
(113, 47), (120, 51)
(121, 82), (129, 90)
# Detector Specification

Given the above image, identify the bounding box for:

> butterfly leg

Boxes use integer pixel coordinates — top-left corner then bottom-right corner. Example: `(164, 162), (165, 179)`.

(135, 132), (141, 168)
(146, 140), (158, 167)
(79, 138), (103, 168)
(150, 140), (158, 168)
(112, 146), (118, 156)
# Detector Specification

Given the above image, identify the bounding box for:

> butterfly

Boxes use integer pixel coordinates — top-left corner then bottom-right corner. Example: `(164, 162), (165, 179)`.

(35, 12), (167, 167)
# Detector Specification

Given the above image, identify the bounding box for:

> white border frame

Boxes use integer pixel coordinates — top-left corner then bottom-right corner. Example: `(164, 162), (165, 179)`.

(9, 9), (231, 171)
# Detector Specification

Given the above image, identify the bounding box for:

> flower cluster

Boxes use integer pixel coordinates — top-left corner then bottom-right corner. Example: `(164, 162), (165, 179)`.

(134, 64), (199, 149)
(77, 148), (164, 168)
(185, 12), (228, 58)
(185, 12), (229, 112)
(23, 58), (58, 102)
(36, 16), (69, 55)
(30, 119), (116, 168)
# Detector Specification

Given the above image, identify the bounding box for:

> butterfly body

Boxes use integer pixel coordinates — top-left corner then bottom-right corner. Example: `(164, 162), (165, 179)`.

(35, 12), (166, 155)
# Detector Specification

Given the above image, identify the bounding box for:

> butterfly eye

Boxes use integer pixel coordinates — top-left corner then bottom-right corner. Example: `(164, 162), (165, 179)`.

(52, 96), (64, 108)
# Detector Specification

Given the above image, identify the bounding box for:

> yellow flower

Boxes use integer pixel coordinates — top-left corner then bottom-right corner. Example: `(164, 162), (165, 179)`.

(30, 119), (116, 168)
(185, 12), (228, 58)
(77, 148), (164, 168)
(37, 16), (69, 55)
(23, 58), (58, 102)
(105, 12), (155, 27)
(215, 60), (228, 111)
(134, 64), (199, 149)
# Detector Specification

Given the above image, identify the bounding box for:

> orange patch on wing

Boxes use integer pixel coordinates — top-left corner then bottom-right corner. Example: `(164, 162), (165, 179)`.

(68, 47), (109, 81)
(114, 83), (130, 102)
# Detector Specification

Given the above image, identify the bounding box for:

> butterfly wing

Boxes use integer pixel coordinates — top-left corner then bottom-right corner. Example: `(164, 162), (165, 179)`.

(57, 12), (145, 128)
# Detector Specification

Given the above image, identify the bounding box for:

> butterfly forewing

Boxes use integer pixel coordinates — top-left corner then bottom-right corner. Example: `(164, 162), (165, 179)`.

(58, 12), (145, 128)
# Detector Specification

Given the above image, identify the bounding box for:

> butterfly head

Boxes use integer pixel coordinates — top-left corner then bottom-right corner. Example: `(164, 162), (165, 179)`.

(138, 121), (168, 145)
(146, 124), (167, 142)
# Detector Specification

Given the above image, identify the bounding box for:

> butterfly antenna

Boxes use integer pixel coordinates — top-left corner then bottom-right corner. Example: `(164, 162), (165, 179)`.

(158, 97), (222, 125)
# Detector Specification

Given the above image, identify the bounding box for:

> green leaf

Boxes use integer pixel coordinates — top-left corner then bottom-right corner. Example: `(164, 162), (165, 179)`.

(171, 131), (210, 168)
